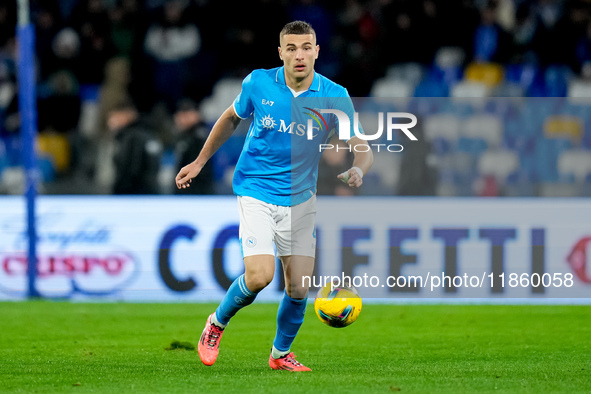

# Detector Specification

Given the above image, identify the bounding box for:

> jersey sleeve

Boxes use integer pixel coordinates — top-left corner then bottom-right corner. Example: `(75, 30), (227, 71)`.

(329, 88), (363, 141)
(233, 72), (255, 119)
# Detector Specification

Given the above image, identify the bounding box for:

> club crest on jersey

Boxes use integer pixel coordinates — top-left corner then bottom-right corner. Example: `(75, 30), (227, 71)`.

(246, 236), (257, 248)
(261, 114), (277, 130)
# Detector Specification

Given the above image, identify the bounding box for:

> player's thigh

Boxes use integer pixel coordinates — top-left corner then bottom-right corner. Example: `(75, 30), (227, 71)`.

(275, 195), (317, 258)
(238, 196), (276, 257)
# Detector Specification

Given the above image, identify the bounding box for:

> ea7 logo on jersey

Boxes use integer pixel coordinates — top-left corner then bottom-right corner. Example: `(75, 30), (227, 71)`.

(262, 99), (274, 106)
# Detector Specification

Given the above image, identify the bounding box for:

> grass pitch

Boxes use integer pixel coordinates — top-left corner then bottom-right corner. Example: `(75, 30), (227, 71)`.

(0, 302), (590, 393)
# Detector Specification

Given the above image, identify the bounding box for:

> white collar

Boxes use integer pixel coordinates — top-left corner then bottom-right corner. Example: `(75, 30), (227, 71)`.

(287, 85), (307, 97)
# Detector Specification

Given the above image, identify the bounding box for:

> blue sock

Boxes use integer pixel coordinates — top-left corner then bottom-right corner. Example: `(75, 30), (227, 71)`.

(273, 291), (308, 352)
(215, 274), (257, 325)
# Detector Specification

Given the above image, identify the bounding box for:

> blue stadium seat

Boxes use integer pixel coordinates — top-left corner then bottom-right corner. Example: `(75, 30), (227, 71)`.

(37, 156), (56, 183)
(505, 170), (536, 196)
(413, 76), (449, 97)
(457, 137), (488, 156)
(505, 63), (540, 93)
(544, 65), (572, 97)
(430, 137), (452, 156)
(534, 138), (572, 182)
(3, 134), (21, 166)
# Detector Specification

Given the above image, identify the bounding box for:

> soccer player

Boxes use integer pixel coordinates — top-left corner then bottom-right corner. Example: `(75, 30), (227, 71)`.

(175, 21), (373, 372)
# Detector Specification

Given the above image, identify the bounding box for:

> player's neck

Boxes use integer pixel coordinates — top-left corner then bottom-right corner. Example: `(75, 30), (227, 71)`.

(284, 69), (314, 93)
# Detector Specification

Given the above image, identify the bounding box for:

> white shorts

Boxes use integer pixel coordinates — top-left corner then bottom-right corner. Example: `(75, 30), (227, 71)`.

(238, 195), (317, 258)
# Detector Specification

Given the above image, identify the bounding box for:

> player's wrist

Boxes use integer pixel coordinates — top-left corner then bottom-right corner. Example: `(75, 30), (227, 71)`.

(351, 166), (363, 179)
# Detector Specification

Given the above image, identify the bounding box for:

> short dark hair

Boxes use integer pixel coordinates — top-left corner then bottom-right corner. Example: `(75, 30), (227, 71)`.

(279, 21), (316, 42)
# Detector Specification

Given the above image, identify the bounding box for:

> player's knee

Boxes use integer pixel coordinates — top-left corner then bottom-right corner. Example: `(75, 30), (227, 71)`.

(285, 285), (308, 300)
(245, 272), (273, 293)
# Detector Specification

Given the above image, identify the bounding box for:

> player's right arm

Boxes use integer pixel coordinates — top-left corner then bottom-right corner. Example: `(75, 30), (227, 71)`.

(175, 105), (241, 189)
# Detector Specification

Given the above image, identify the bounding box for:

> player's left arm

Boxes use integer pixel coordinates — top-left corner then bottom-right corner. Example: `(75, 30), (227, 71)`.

(337, 136), (373, 188)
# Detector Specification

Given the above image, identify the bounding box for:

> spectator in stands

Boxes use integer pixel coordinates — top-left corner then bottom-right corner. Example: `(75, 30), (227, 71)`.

(44, 27), (83, 83)
(37, 28), (83, 135)
(576, 21), (591, 73)
(107, 99), (162, 194)
(0, 1), (16, 50)
(473, 2), (513, 63)
(108, 0), (140, 59)
(33, 5), (62, 81)
(37, 69), (81, 134)
(172, 99), (214, 195)
(142, 0), (201, 111)
(512, 2), (541, 64)
(98, 57), (132, 135)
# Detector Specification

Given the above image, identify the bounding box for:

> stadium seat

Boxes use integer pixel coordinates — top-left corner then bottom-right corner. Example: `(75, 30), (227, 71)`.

(363, 152), (401, 195)
(37, 132), (71, 173)
(430, 137), (452, 156)
(464, 62), (504, 88)
(423, 114), (461, 144)
(461, 114), (504, 148)
(451, 81), (491, 99)
(37, 156), (56, 183)
(385, 62), (426, 87)
(505, 170), (536, 197)
(413, 76), (449, 97)
(457, 137), (488, 156)
(429, 47), (465, 94)
(436, 168), (458, 197)
(0, 166), (25, 195)
(544, 65), (572, 97)
(477, 148), (519, 184)
(567, 79), (591, 104)
(534, 138), (572, 182)
(201, 78), (243, 123)
(543, 115), (583, 141)
(3, 134), (22, 166)
(434, 47), (465, 71)
(491, 82), (525, 97)
(557, 149), (591, 182)
(370, 78), (414, 98)
(505, 63), (539, 93)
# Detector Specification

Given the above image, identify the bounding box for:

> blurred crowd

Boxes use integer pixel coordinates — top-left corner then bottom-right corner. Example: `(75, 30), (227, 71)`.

(1, 0), (591, 196)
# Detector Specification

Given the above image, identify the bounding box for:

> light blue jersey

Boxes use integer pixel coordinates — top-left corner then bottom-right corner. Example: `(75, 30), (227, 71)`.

(232, 66), (357, 206)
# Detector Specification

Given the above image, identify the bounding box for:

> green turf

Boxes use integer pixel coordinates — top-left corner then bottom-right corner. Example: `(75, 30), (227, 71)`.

(0, 302), (589, 393)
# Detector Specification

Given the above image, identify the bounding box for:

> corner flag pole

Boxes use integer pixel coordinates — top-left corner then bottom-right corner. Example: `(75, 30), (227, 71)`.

(17, 0), (40, 298)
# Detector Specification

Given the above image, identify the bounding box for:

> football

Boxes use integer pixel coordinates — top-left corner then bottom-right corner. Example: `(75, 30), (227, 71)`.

(314, 281), (362, 328)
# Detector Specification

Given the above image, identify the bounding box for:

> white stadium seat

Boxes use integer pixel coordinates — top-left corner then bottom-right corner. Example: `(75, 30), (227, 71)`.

(451, 81), (491, 99)
(461, 114), (504, 148)
(558, 149), (591, 182)
(370, 78), (414, 98)
(201, 78), (243, 123)
(478, 148), (519, 182)
(423, 114), (461, 142)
